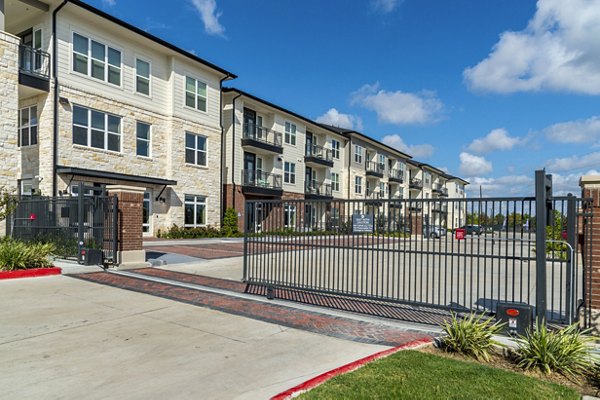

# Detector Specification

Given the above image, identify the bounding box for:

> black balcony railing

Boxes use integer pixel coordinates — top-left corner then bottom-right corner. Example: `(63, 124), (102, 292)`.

(243, 124), (283, 147)
(366, 161), (385, 176)
(433, 183), (448, 196)
(366, 190), (385, 200)
(305, 143), (333, 162)
(19, 45), (50, 80)
(409, 178), (423, 189)
(241, 170), (282, 190)
(305, 181), (332, 197)
(389, 168), (404, 182)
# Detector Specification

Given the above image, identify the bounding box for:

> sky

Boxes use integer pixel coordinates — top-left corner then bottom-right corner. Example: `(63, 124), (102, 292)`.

(92, 0), (600, 197)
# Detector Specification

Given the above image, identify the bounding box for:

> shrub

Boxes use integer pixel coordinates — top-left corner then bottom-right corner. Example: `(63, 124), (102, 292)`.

(587, 362), (600, 391)
(516, 321), (593, 379)
(441, 312), (505, 362)
(158, 224), (223, 239)
(221, 208), (239, 237)
(0, 239), (55, 271)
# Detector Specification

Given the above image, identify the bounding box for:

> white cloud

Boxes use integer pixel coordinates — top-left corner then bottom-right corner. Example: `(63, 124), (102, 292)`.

(190, 0), (225, 37)
(372, 0), (401, 13)
(459, 152), (493, 176)
(552, 170), (600, 195)
(350, 83), (443, 125)
(466, 175), (532, 197)
(102, 0), (116, 6)
(382, 134), (435, 159)
(546, 151), (600, 172)
(466, 128), (523, 154)
(544, 116), (600, 144)
(464, 0), (600, 94)
(315, 108), (363, 131)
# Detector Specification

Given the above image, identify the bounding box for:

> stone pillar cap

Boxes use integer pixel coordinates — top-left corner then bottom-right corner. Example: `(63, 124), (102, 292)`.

(106, 185), (146, 194)
(580, 175), (600, 188)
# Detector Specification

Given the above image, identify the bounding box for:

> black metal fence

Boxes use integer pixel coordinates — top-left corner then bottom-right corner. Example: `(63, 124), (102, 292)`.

(7, 190), (118, 264)
(243, 186), (592, 326)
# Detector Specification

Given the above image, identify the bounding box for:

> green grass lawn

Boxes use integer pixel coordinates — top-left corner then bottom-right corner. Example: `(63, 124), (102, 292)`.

(299, 350), (579, 400)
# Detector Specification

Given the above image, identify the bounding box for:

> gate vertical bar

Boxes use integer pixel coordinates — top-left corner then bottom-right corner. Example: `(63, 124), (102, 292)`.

(112, 194), (118, 265)
(77, 182), (85, 262)
(565, 194), (576, 324)
(243, 200), (249, 282)
(535, 170), (549, 323)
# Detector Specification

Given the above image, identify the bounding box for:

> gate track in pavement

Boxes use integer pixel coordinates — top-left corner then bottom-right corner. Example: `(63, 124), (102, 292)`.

(70, 270), (433, 347)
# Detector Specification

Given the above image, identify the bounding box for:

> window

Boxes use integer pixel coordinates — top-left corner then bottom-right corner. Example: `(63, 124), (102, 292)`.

(72, 105), (121, 152)
(136, 58), (151, 96)
(284, 205), (296, 228)
(424, 172), (432, 186)
(136, 121), (151, 157)
(72, 32), (121, 85)
(19, 106), (38, 146)
(331, 139), (340, 159)
(184, 195), (206, 227)
(185, 132), (207, 166)
(355, 176), (362, 194)
(379, 154), (386, 170)
(331, 172), (340, 192)
(284, 162), (296, 184)
(20, 179), (33, 197)
(284, 122), (296, 145)
(185, 76), (207, 112)
(354, 145), (363, 164)
(379, 182), (385, 195)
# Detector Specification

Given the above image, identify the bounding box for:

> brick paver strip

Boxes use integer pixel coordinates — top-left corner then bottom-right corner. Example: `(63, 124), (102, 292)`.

(132, 268), (455, 326)
(71, 272), (431, 347)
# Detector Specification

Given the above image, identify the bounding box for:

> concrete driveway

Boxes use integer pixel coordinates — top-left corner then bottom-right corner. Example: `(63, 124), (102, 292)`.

(0, 276), (387, 400)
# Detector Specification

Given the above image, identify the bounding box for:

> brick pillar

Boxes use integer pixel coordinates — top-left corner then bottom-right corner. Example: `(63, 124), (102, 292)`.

(410, 214), (423, 235)
(107, 185), (147, 270)
(580, 176), (600, 331)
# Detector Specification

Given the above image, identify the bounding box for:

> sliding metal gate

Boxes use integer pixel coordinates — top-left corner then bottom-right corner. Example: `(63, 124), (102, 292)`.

(243, 172), (592, 326)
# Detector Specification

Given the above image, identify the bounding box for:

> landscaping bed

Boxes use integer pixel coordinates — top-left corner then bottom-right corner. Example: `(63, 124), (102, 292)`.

(0, 267), (61, 280)
(0, 238), (58, 279)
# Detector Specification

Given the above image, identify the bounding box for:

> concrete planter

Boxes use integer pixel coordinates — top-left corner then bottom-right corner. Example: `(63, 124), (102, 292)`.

(0, 267), (62, 280)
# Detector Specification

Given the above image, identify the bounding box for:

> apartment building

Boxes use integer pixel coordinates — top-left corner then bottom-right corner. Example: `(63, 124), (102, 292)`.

(222, 88), (349, 231)
(1, 0), (235, 236)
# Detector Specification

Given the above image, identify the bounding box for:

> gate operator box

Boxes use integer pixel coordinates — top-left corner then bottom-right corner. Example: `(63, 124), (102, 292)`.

(79, 248), (104, 266)
(496, 302), (533, 336)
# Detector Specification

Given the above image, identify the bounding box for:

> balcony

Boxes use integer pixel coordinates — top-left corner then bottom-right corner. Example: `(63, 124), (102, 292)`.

(388, 169), (404, 183)
(409, 178), (423, 190)
(433, 183), (448, 197)
(365, 190), (385, 206)
(408, 201), (422, 212)
(366, 162), (384, 178)
(241, 169), (283, 197)
(241, 124), (283, 154)
(305, 181), (333, 199)
(389, 195), (403, 208)
(305, 143), (333, 167)
(431, 203), (448, 214)
(19, 45), (50, 93)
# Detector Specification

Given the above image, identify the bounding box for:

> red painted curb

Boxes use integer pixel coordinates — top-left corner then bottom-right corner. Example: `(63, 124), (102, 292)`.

(270, 337), (432, 400)
(0, 267), (62, 280)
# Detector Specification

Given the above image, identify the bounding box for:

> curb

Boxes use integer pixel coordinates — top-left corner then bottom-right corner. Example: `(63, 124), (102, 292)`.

(270, 337), (432, 400)
(0, 267), (62, 280)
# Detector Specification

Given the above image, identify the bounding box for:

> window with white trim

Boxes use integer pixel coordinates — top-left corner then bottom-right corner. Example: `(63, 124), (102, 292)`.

(185, 132), (207, 166)
(143, 191), (152, 233)
(284, 205), (296, 228)
(19, 105), (38, 147)
(379, 154), (386, 170)
(184, 195), (206, 227)
(284, 162), (296, 184)
(185, 76), (207, 112)
(72, 32), (121, 85)
(354, 145), (363, 164)
(72, 105), (121, 152)
(20, 179), (33, 197)
(136, 58), (151, 96)
(331, 139), (340, 159)
(136, 121), (151, 157)
(284, 122), (296, 145)
(355, 176), (362, 194)
(331, 172), (340, 192)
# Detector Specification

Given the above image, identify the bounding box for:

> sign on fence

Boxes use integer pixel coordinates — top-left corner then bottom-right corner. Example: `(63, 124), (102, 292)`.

(352, 213), (374, 233)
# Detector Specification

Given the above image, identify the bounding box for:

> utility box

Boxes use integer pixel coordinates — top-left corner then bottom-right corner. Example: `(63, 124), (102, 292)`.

(79, 248), (104, 266)
(496, 302), (533, 336)
(455, 228), (466, 240)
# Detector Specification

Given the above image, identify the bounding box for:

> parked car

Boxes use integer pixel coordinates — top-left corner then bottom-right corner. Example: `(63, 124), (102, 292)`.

(454, 225), (482, 235)
(424, 225), (447, 239)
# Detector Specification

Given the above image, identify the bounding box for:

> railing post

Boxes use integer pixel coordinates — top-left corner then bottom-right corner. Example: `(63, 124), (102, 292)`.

(535, 170), (550, 323)
(77, 182), (85, 262)
(242, 200), (249, 282)
(565, 193), (576, 324)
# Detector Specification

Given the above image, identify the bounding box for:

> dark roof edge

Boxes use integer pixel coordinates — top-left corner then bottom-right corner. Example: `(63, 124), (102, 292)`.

(57, 165), (177, 186)
(67, 0), (236, 79)
(223, 88), (348, 137)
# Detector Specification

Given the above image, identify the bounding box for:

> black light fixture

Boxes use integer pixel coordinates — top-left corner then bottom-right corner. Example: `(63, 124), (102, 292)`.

(58, 97), (70, 106)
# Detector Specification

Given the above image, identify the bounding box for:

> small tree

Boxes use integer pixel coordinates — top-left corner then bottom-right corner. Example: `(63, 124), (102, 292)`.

(0, 187), (17, 222)
(221, 208), (239, 237)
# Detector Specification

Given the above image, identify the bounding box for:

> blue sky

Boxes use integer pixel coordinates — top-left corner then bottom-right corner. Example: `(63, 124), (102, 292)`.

(94, 0), (600, 196)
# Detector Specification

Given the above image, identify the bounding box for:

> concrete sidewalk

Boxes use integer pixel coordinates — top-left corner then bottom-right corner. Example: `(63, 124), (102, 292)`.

(0, 275), (388, 400)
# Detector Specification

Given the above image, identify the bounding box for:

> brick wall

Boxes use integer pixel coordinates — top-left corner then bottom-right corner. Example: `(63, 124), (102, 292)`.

(109, 187), (143, 252)
(580, 177), (600, 329)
